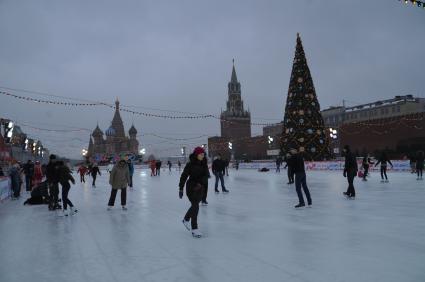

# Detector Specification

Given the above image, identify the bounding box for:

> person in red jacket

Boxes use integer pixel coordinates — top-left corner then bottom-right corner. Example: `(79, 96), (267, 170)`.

(77, 165), (88, 183)
(150, 160), (156, 176)
(32, 161), (44, 189)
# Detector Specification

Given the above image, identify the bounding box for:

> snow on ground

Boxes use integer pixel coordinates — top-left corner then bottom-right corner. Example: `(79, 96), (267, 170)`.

(0, 169), (424, 282)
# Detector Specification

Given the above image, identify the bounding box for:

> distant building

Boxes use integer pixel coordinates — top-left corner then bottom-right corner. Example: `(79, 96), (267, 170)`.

(88, 99), (139, 158)
(321, 95), (425, 127)
(321, 95), (425, 156)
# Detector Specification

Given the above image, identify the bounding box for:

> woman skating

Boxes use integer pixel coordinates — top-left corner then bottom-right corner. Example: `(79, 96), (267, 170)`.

(107, 160), (130, 210)
(179, 147), (209, 238)
(375, 152), (393, 182)
(57, 161), (77, 217)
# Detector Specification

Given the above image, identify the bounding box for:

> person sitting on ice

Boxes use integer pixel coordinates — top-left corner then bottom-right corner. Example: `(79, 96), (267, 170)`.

(258, 167), (270, 172)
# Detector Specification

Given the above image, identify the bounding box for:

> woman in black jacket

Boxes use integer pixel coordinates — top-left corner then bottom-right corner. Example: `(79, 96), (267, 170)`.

(57, 161), (77, 217)
(179, 147), (209, 238)
(375, 152), (393, 182)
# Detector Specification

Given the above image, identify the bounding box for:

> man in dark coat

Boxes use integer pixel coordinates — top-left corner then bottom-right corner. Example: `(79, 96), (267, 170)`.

(46, 154), (60, 210)
(89, 163), (101, 187)
(212, 154), (228, 193)
(291, 148), (312, 208)
(156, 160), (162, 176)
(284, 153), (295, 184)
(22, 160), (34, 191)
(343, 145), (358, 198)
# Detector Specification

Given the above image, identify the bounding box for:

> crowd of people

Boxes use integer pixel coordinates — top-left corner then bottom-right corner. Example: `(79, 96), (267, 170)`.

(1, 146), (424, 239)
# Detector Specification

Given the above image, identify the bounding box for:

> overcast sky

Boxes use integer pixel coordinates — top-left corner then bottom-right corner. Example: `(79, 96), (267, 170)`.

(0, 0), (424, 159)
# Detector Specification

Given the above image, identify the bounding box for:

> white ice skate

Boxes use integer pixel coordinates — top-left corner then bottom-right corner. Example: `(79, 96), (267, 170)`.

(182, 220), (191, 231)
(107, 206), (113, 211)
(192, 229), (202, 238)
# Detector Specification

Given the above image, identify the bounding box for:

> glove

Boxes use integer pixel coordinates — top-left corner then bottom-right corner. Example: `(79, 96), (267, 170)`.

(179, 189), (183, 199)
(343, 172), (347, 178)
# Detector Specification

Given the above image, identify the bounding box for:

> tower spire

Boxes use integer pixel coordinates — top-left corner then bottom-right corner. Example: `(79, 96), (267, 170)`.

(231, 59), (238, 83)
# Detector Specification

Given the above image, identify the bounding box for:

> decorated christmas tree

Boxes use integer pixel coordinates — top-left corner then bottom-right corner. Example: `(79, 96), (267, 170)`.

(281, 33), (330, 160)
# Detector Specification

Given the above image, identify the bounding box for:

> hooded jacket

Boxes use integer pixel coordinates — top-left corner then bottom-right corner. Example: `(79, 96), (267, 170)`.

(179, 153), (209, 191)
(109, 161), (130, 189)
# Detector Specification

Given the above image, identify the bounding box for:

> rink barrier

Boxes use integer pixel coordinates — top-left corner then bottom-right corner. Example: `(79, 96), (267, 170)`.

(238, 160), (411, 172)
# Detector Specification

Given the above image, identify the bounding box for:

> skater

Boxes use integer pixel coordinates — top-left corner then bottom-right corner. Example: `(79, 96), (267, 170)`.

(343, 145), (358, 198)
(361, 154), (374, 181)
(32, 161), (43, 189)
(77, 164), (88, 183)
(416, 151), (424, 180)
(150, 159), (156, 176)
(224, 158), (230, 176)
(275, 156), (282, 173)
(409, 154), (417, 174)
(177, 160), (182, 171)
(284, 153), (295, 184)
(89, 163), (101, 187)
(107, 159), (130, 210)
(127, 160), (134, 188)
(107, 162), (114, 174)
(167, 161), (172, 172)
(8, 163), (21, 199)
(46, 154), (61, 210)
(201, 156), (211, 205)
(22, 160), (34, 192)
(235, 160), (239, 170)
(156, 160), (162, 176)
(57, 161), (77, 216)
(375, 152), (393, 182)
(212, 154), (228, 193)
(291, 148), (312, 208)
(179, 147), (209, 238)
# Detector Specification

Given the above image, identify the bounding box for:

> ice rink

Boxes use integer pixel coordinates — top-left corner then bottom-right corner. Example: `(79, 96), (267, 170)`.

(1, 168), (424, 282)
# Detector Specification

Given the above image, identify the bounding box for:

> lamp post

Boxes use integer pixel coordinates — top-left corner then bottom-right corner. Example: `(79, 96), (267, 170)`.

(181, 146), (186, 163)
(82, 149), (88, 157)
(228, 141), (234, 161)
(329, 128), (339, 156)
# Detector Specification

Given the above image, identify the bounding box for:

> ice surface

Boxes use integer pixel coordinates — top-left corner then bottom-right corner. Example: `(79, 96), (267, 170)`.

(0, 169), (424, 282)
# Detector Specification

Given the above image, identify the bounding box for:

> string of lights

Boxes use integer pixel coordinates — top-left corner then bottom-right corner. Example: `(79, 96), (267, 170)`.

(399, 0), (425, 9)
(0, 90), (279, 126)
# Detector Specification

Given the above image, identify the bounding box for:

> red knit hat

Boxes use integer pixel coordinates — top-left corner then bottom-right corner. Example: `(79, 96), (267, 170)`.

(193, 147), (205, 155)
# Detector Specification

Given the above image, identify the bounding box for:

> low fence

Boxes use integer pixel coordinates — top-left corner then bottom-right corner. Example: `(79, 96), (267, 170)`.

(238, 160), (411, 172)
